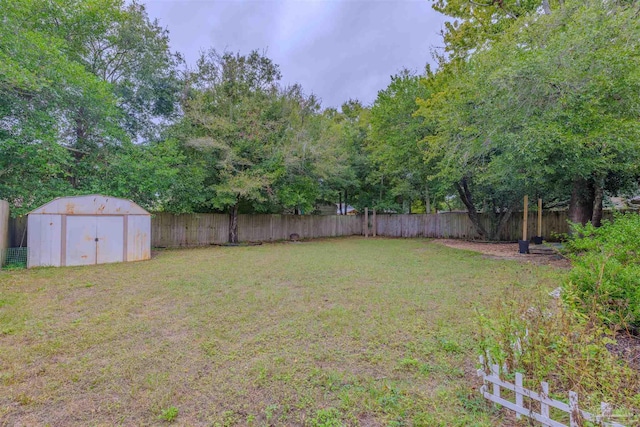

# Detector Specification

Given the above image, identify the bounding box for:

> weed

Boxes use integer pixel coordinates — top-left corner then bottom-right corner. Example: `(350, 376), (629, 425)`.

(158, 406), (178, 422)
(437, 338), (462, 354)
(15, 393), (32, 405)
(264, 404), (279, 424)
(2, 262), (26, 270)
(564, 214), (640, 328)
(455, 390), (492, 415)
(219, 410), (237, 427)
(377, 387), (403, 412)
(397, 357), (420, 371)
(309, 407), (343, 427)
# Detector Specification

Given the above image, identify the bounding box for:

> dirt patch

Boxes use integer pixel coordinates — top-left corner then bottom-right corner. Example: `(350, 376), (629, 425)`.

(434, 239), (571, 268)
(608, 333), (640, 371)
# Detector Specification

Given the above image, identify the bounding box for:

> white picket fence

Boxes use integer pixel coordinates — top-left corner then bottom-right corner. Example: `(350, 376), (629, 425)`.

(477, 356), (626, 427)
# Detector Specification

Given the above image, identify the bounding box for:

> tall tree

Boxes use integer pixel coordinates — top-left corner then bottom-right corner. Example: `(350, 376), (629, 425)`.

(368, 68), (443, 213)
(271, 84), (351, 215)
(0, 0), (119, 213)
(1, 0), (183, 213)
(181, 50), (286, 243)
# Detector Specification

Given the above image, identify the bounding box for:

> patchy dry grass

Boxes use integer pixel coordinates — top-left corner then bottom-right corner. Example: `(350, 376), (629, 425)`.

(0, 237), (563, 426)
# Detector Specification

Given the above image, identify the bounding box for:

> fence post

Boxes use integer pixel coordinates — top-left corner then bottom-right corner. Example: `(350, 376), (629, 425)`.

(515, 372), (523, 420)
(601, 402), (612, 423)
(491, 364), (500, 400)
(523, 195), (529, 241)
(364, 208), (369, 238)
(372, 209), (376, 237)
(569, 391), (579, 427)
(537, 198), (543, 239)
(541, 381), (550, 420)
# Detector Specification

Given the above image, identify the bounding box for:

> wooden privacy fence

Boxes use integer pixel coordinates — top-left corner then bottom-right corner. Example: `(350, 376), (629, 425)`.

(152, 210), (582, 247)
(151, 213), (363, 247)
(375, 213), (479, 239)
(478, 357), (626, 427)
(373, 210), (615, 240)
(8, 210), (619, 248)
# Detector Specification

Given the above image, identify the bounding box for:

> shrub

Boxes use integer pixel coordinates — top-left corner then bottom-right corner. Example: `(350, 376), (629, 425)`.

(564, 214), (640, 329)
(478, 289), (640, 414)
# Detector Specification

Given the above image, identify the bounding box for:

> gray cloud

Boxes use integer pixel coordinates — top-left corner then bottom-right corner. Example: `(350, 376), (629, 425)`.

(144, 0), (447, 109)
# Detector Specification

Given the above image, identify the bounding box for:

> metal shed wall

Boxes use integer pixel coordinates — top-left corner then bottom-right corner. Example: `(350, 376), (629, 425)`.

(27, 195), (150, 268)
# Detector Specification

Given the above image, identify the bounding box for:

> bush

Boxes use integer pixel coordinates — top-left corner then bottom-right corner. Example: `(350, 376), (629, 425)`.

(478, 288), (640, 414)
(564, 214), (640, 329)
(478, 215), (640, 419)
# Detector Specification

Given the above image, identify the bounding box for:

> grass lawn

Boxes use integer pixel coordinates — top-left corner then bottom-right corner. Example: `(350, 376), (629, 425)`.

(0, 237), (563, 426)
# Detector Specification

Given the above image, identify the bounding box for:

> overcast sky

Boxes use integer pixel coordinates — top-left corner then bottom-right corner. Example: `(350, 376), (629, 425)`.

(143, 0), (448, 109)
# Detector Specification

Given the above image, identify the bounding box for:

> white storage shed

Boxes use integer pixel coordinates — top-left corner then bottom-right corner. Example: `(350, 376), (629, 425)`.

(27, 195), (151, 268)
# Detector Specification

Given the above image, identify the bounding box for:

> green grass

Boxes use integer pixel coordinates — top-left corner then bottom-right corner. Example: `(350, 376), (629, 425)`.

(0, 237), (563, 426)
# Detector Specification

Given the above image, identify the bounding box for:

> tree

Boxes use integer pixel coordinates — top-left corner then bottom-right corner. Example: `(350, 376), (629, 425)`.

(0, 0), (119, 213)
(368, 68), (443, 213)
(430, 0), (562, 61)
(465, 0), (640, 226)
(181, 50), (286, 243)
(416, 64), (526, 239)
(0, 0), (182, 213)
(336, 100), (377, 212)
(270, 85), (350, 215)
(419, 0), (640, 236)
(38, 0), (183, 142)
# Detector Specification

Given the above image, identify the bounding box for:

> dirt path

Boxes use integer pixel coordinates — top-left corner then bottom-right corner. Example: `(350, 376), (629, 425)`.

(434, 239), (571, 268)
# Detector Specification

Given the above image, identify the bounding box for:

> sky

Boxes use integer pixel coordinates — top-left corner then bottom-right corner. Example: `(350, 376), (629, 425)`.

(143, 0), (448, 109)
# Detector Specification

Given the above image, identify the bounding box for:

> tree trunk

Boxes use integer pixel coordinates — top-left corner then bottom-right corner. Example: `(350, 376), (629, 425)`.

(492, 206), (515, 241)
(455, 178), (489, 239)
(344, 190), (348, 215)
(228, 202), (239, 243)
(70, 111), (89, 189)
(425, 185), (431, 214)
(339, 192), (343, 215)
(568, 178), (594, 226)
(592, 182), (604, 228)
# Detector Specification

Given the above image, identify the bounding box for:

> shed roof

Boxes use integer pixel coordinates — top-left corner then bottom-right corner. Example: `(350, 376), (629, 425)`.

(29, 195), (149, 216)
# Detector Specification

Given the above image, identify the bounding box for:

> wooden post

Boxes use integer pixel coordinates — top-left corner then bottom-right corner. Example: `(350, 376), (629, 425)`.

(522, 195), (528, 241)
(372, 209), (376, 237)
(491, 364), (501, 401)
(540, 381), (550, 419)
(569, 391), (579, 427)
(537, 198), (542, 238)
(364, 207), (369, 238)
(515, 372), (523, 420)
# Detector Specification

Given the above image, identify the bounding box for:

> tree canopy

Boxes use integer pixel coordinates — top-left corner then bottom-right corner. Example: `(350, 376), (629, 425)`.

(418, 0), (640, 236)
(2, 0), (639, 241)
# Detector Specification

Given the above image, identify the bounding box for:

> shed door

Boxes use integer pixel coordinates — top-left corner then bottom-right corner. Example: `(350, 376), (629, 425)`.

(96, 216), (124, 264)
(65, 216), (124, 266)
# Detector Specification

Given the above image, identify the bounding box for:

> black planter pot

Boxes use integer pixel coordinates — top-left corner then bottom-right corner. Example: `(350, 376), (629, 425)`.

(518, 240), (530, 254)
(531, 236), (543, 245)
